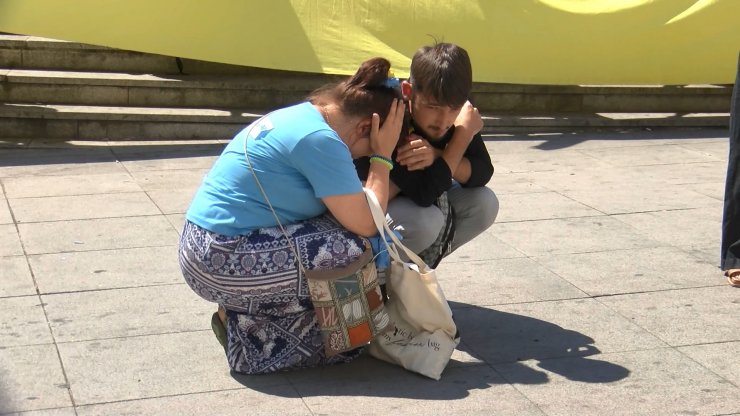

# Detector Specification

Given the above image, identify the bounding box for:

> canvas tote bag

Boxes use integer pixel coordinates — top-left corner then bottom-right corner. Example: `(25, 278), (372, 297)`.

(364, 188), (459, 380)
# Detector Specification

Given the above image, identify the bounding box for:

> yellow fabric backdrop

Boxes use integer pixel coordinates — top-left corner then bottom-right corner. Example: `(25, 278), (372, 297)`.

(0, 0), (738, 85)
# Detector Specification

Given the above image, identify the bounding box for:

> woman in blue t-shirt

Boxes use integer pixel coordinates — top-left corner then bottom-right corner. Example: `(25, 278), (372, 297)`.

(179, 57), (405, 373)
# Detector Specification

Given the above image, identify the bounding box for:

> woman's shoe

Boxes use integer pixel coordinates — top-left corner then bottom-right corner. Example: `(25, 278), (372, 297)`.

(211, 307), (228, 351)
(726, 269), (740, 288)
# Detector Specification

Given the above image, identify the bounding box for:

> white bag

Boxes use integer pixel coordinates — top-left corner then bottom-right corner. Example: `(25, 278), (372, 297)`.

(364, 188), (459, 380)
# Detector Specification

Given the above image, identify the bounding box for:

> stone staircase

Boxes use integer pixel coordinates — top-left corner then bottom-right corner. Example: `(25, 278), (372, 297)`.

(0, 34), (732, 141)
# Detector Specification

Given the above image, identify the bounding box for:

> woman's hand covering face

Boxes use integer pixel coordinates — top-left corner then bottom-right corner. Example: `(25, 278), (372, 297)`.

(370, 99), (405, 158)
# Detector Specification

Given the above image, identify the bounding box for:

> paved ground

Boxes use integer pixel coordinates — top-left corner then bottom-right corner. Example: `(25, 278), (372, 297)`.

(0, 127), (738, 415)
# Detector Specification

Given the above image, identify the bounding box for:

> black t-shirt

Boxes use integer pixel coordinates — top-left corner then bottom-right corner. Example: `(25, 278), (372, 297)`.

(354, 120), (493, 207)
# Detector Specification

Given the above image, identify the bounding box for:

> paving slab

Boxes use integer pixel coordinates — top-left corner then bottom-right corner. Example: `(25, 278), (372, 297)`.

(491, 147), (613, 174)
(484, 129), (727, 153)
(146, 188), (197, 214)
(519, 165), (721, 214)
(598, 286), (740, 346)
(495, 191), (603, 222)
(0, 223), (24, 256)
(0, 148), (122, 178)
(533, 246), (724, 296)
(42, 283), (213, 342)
(113, 145), (222, 171)
(1, 172), (140, 198)
(491, 216), (662, 257)
(689, 245), (722, 267)
(676, 139), (731, 159)
(3, 408), (76, 416)
(437, 258), (586, 305)
(0, 295), (52, 347)
(29, 246), (182, 293)
(442, 229), (525, 263)
(613, 206), (723, 251)
(494, 348), (740, 416)
(451, 299), (667, 365)
(74, 387), (311, 416)
(292, 363), (545, 415)
(577, 142), (721, 166)
(0, 197), (12, 224)
(678, 341), (740, 386)
(56, 331), (288, 405)
(166, 213), (187, 235)
(631, 161), (727, 186)
(127, 169), (210, 192)
(0, 128), (737, 415)
(120, 155), (219, 172)
(9, 192), (161, 223)
(0, 255), (36, 297)
(485, 173), (550, 194)
(0, 344), (72, 414)
(17, 216), (179, 255)
(550, 183), (718, 215)
(688, 180), (725, 201)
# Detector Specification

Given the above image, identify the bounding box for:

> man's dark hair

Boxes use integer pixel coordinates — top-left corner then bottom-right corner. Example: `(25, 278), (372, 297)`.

(409, 42), (472, 108)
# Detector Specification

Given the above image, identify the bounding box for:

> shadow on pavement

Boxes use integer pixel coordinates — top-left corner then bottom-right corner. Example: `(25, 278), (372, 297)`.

(0, 127), (727, 166)
(482, 127), (728, 150)
(228, 301), (629, 400)
(451, 302), (631, 384)
(0, 142), (227, 167)
(0, 383), (12, 414)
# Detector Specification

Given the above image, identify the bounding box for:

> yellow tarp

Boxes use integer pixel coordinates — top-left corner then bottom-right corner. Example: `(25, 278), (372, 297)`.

(1, 0), (738, 85)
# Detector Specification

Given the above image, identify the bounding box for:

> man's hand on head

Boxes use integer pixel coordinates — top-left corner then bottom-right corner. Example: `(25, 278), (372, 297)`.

(395, 134), (441, 171)
(453, 101), (483, 144)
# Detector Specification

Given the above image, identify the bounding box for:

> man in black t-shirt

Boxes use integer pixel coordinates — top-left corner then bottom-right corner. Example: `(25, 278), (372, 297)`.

(356, 42), (499, 261)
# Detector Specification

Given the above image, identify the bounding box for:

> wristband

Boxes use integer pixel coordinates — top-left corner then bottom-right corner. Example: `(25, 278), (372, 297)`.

(369, 155), (394, 170)
(369, 154), (393, 164)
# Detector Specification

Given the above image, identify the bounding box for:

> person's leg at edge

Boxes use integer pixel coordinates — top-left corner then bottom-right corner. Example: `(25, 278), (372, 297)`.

(386, 195), (445, 255)
(722, 51), (740, 287)
(447, 183), (499, 253)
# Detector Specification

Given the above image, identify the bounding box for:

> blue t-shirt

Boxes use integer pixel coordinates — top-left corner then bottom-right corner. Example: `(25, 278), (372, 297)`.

(186, 102), (363, 236)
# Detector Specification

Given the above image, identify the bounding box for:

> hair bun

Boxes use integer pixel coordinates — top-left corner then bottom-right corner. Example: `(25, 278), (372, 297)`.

(347, 57), (391, 90)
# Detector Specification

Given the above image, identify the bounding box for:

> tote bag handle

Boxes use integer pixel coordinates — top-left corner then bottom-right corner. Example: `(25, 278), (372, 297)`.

(363, 188), (432, 273)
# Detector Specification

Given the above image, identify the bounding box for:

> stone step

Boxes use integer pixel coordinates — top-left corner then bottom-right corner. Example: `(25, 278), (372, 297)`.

(0, 103), (260, 140)
(482, 112), (729, 132)
(1, 35), (732, 114)
(1, 67), (732, 115)
(0, 68), (340, 110)
(0, 103), (728, 141)
(472, 83), (732, 113)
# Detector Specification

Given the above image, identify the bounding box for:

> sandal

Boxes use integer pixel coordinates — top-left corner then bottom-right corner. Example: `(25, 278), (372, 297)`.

(211, 305), (228, 351)
(725, 269), (740, 288)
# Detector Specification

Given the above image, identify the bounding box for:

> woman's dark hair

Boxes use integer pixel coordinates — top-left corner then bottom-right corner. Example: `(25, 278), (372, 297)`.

(409, 42), (472, 108)
(309, 57), (401, 123)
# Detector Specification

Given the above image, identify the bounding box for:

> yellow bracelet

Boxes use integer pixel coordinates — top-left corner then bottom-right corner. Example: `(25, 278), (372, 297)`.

(369, 156), (394, 170)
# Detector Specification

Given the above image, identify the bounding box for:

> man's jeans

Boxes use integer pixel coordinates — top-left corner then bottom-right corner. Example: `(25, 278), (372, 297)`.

(386, 184), (499, 256)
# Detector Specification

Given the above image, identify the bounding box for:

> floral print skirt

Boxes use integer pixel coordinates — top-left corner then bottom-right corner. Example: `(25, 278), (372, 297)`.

(178, 216), (364, 374)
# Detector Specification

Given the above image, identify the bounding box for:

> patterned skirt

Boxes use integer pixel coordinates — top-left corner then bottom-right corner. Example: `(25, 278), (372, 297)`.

(179, 216), (366, 374)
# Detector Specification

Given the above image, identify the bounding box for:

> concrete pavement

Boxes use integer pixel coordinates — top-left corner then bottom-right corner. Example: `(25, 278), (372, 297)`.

(0, 127), (738, 415)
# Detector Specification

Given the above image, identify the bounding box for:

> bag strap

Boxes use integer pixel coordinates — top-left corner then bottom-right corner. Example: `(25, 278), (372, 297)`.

(242, 116), (308, 275)
(243, 116), (426, 275)
(363, 188), (432, 272)
(418, 192), (456, 268)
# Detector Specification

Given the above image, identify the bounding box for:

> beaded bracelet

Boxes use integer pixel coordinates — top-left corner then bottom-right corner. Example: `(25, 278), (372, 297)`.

(369, 154), (394, 170)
